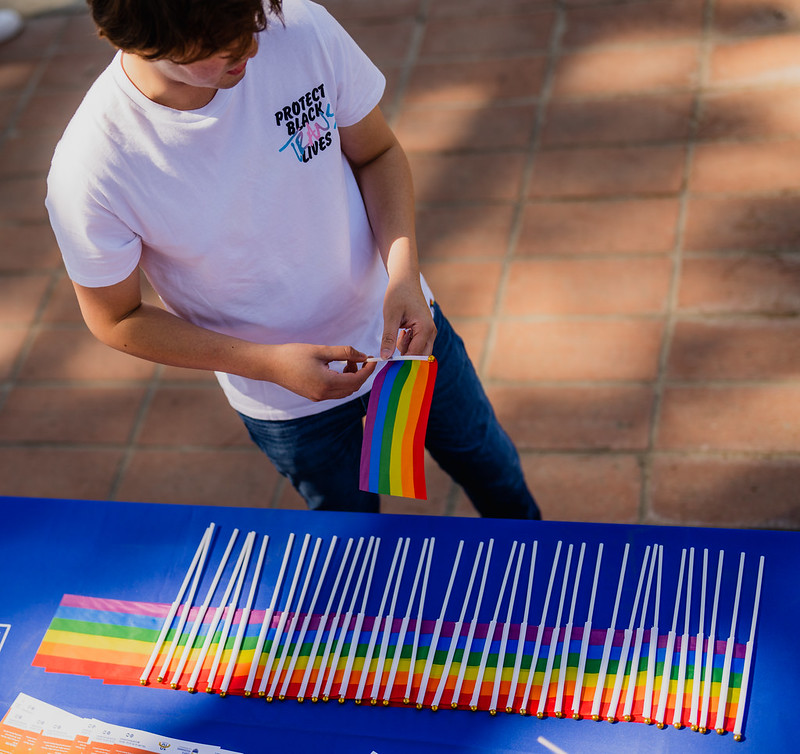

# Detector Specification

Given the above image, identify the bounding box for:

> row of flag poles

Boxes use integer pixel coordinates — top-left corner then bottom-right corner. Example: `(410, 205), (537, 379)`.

(34, 526), (764, 743)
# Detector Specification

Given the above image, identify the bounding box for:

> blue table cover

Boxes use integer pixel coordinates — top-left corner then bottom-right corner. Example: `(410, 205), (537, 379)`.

(0, 496), (796, 753)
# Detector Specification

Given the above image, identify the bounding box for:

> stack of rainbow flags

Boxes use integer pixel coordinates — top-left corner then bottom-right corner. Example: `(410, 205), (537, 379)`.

(33, 592), (745, 727)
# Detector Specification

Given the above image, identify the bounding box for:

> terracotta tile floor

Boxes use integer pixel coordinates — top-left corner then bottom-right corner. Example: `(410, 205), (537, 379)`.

(0, 1), (798, 529)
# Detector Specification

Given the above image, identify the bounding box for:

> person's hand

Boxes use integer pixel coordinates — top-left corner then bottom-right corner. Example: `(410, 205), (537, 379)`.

(268, 343), (376, 402)
(380, 278), (436, 359)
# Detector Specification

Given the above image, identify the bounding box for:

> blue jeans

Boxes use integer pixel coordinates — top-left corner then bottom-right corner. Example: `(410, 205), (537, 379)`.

(238, 304), (540, 519)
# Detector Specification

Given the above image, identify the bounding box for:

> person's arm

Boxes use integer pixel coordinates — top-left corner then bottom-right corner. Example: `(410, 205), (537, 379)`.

(72, 267), (375, 402)
(340, 106), (436, 360)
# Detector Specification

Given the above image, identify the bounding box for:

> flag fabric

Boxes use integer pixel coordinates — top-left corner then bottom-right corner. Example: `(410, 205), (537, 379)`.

(359, 357), (437, 500)
(33, 594), (745, 731)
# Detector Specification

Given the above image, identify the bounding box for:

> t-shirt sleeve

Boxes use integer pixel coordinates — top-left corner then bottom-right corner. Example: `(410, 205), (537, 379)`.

(308, 2), (386, 127)
(45, 150), (142, 288)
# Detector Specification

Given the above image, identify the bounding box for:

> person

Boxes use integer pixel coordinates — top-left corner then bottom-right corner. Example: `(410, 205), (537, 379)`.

(46, 0), (540, 519)
(0, 8), (23, 44)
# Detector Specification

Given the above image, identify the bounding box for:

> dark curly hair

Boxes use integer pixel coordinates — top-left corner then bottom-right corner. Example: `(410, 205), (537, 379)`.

(87, 0), (283, 63)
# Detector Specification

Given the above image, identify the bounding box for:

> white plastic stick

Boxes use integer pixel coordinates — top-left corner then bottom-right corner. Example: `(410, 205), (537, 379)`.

(188, 532), (250, 692)
(555, 542), (585, 718)
(431, 540), (484, 710)
(403, 537), (434, 704)
(186, 530), (250, 692)
(469, 540), (518, 710)
(356, 537), (403, 702)
(206, 531), (255, 691)
(689, 548), (708, 729)
(244, 533), (295, 696)
(140, 523), (213, 685)
(266, 536), (323, 699)
(323, 536), (375, 701)
(415, 540), (463, 708)
(158, 528), (216, 684)
(622, 542), (658, 722)
(382, 538), (429, 704)
(519, 540), (562, 715)
(450, 538), (493, 709)
(672, 547), (695, 727)
(221, 534), (268, 696)
(733, 555), (764, 742)
(365, 355), (431, 363)
(699, 549), (724, 733)
(279, 536), (339, 700)
(590, 542), (629, 720)
(370, 537), (410, 703)
(571, 542), (603, 719)
(608, 545), (651, 722)
(506, 540), (538, 713)
(489, 542), (526, 713)
(299, 537), (353, 702)
(654, 547), (687, 727)
(336, 537), (380, 702)
(169, 528), (239, 689)
(536, 543), (573, 718)
(642, 545), (663, 723)
(257, 533), (312, 696)
(156, 525), (215, 684)
(313, 537), (364, 702)
(714, 551), (745, 734)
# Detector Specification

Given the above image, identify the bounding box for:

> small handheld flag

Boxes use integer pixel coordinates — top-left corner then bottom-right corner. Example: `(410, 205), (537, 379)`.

(359, 356), (438, 500)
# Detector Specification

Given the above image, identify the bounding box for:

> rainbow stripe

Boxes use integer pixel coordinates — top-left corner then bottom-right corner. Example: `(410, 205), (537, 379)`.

(359, 357), (437, 500)
(33, 595), (745, 730)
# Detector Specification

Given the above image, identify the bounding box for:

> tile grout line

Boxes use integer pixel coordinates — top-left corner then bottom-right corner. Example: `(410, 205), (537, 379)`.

(0, 16), (72, 415)
(0, 17), (67, 145)
(480, 4), (567, 383)
(383, 0), (432, 129)
(460, 3), (566, 517)
(0, 12), (149, 502)
(3, 441), (792, 463)
(470, 3), (566, 516)
(269, 476), (289, 509)
(421, 0), (466, 516)
(0, 273), (63, 388)
(639, 0), (718, 523)
(107, 361), (164, 501)
(390, 0), (462, 514)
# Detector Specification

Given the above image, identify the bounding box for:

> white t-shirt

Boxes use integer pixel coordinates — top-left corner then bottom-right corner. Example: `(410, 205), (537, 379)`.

(46, 0), (432, 420)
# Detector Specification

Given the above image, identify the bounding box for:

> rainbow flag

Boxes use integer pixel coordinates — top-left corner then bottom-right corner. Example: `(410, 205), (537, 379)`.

(359, 357), (437, 500)
(32, 595), (746, 731)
